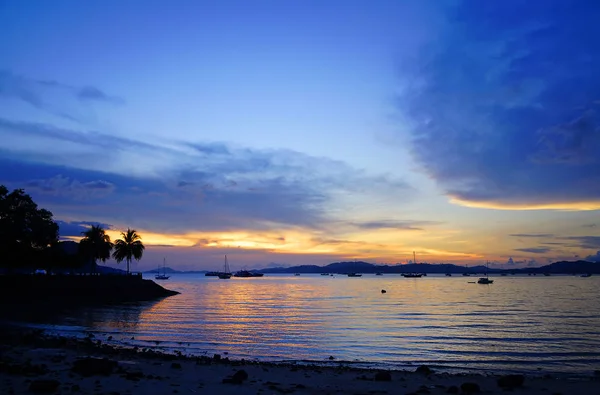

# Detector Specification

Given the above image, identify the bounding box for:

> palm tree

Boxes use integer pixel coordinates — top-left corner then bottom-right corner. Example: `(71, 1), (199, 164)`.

(112, 228), (145, 274)
(80, 225), (113, 273)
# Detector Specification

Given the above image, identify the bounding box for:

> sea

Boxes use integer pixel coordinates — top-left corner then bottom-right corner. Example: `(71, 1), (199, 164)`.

(9, 273), (600, 375)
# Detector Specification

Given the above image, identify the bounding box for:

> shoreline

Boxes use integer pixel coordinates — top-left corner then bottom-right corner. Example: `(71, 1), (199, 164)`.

(5, 322), (600, 379)
(1, 328), (598, 394)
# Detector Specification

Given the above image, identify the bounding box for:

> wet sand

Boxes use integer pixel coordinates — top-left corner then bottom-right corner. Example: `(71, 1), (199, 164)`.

(1, 329), (598, 395)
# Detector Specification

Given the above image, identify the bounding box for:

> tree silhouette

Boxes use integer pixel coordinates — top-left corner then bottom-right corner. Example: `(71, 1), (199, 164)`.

(0, 185), (59, 269)
(80, 225), (113, 273)
(112, 228), (145, 274)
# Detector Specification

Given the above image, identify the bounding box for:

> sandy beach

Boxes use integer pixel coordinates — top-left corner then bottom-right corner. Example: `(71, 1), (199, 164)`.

(1, 329), (598, 395)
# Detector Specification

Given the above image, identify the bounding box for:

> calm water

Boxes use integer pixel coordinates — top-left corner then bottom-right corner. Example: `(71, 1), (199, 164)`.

(14, 274), (600, 374)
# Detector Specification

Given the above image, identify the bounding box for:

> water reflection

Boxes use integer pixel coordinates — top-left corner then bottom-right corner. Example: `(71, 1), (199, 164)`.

(16, 274), (600, 373)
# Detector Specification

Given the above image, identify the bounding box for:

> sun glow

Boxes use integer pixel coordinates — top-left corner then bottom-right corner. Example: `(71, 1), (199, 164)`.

(69, 225), (483, 263)
(450, 198), (600, 211)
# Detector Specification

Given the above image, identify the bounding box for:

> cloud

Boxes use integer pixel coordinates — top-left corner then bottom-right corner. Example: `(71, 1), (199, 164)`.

(398, 0), (600, 210)
(0, 119), (412, 236)
(514, 247), (551, 254)
(0, 71), (123, 105)
(0, 71), (123, 122)
(24, 175), (116, 200)
(56, 220), (113, 238)
(585, 251), (600, 262)
(561, 236), (600, 250)
(352, 220), (442, 231)
(510, 233), (554, 238)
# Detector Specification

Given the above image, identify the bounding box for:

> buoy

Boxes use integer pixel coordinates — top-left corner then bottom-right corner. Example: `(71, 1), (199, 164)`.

(381, 289), (387, 293)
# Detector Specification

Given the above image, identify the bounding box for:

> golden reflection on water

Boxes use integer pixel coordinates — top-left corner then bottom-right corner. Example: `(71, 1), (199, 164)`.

(45, 274), (600, 372)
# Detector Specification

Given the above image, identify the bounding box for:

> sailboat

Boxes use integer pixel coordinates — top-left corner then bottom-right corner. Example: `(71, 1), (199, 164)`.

(155, 258), (170, 280)
(462, 264), (471, 276)
(402, 251), (423, 278)
(218, 255), (232, 279)
(477, 261), (493, 284)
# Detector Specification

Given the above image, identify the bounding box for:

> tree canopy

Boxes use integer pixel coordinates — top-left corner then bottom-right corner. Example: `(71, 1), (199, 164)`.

(80, 225), (113, 273)
(0, 185), (59, 269)
(113, 228), (145, 274)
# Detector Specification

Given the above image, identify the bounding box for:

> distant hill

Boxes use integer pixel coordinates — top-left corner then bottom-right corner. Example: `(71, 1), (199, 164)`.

(144, 267), (207, 274)
(97, 265), (128, 274)
(255, 260), (600, 274)
(534, 260), (600, 274)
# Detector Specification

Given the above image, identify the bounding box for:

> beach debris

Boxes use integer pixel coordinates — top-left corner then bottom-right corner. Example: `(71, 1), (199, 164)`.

(0, 360), (48, 376)
(71, 357), (118, 376)
(415, 365), (433, 375)
(381, 289), (386, 293)
(497, 374), (525, 388)
(28, 379), (60, 393)
(222, 369), (248, 384)
(374, 371), (392, 381)
(170, 362), (182, 369)
(460, 382), (480, 394)
(446, 385), (458, 393)
(122, 370), (145, 381)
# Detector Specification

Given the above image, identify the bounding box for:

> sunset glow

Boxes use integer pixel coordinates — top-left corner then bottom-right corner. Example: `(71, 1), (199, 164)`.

(1, 0), (599, 270)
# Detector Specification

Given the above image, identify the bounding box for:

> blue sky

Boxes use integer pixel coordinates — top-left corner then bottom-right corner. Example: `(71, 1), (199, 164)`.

(1, 0), (599, 270)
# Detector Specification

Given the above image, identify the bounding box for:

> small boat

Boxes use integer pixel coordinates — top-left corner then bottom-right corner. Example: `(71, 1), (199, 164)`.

(347, 273), (362, 277)
(581, 273), (592, 277)
(320, 273), (329, 276)
(294, 273), (300, 276)
(375, 272), (383, 276)
(445, 273), (452, 277)
(477, 261), (493, 284)
(204, 271), (220, 276)
(155, 258), (170, 280)
(543, 273), (551, 276)
(233, 270), (264, 278)
(218, 255), (232, 279)
(463, 263), (470, 276)
(402, 273), (422, 278)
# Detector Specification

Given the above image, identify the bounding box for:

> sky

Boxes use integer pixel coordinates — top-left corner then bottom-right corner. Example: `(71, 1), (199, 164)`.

(1, 0), (599, 271)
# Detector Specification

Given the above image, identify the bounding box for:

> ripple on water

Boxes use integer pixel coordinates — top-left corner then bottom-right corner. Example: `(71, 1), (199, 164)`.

(12, 274), (600, 374)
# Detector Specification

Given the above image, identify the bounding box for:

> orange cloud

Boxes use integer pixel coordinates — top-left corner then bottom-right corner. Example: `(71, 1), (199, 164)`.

(449, 198), (600, 211)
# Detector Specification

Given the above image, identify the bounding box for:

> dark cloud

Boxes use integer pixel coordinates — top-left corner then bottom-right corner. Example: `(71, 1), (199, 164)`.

(514, 247), (551, 254)
(510, 233), (554, 238)
(561, 236), (600, 250)
(585, 251), (600, 262)
(0, 71), (123, 110)
(399, 1), (600, 208)
(0, 131), (411, 234)
(353, 220), (441, 231)
(56, 220), (113, 238)
(24, 175), (116, 200)
(583, 224), (597, 228)
(187, 142), (231, 156)
(76, 86), (123, 104)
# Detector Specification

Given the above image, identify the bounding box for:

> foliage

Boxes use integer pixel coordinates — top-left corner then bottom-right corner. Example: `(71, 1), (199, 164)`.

(80, 225), (113, 273)
(0, 185), (59, 269)
(112, 228), (145, 274)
